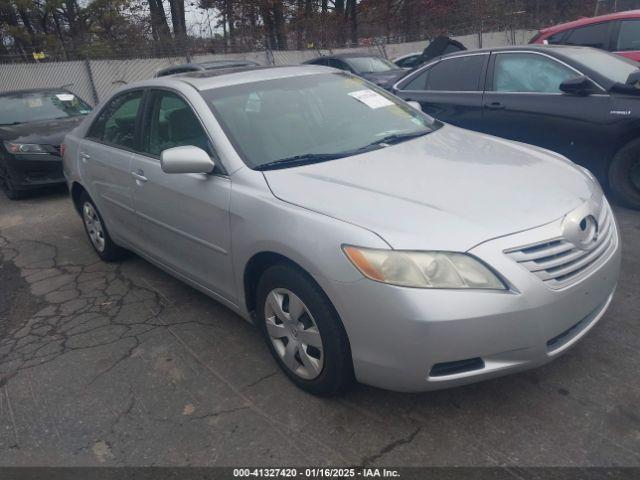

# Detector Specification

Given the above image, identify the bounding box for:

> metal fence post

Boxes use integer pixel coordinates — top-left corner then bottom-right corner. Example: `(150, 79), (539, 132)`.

(84, 57), (99, 105)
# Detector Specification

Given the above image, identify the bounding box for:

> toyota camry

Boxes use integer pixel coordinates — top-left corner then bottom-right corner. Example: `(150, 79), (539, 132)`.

(62, 66), (621, 394)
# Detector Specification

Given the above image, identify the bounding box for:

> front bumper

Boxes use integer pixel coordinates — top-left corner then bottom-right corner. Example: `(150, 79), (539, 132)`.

(4, 153), (65, 189)
(326, 206), (622, 392)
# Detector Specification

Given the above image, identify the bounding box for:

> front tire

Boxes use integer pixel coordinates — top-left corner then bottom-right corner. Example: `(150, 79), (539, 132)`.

(0, 158), (25, 200)
(256, 264), (354, 395)
(609, 139), (640, 210)
(79, 192), (126, 262)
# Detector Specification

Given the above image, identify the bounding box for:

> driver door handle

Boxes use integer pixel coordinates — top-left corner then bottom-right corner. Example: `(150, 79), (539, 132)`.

(485, 102), (505, 110)
(132, 169), (148, 183)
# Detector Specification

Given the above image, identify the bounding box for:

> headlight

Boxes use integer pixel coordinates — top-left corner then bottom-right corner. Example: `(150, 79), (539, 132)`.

(343, 246), (506, 290)
(4, 142), (51, 154)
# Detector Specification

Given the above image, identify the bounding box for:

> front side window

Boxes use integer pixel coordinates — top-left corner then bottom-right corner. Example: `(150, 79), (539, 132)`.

(345, 56), (396, 73)
(204, 73), (439, 169)
(617, 20), (640, 51)
(425, 55), (486, 91)
(0, 91), (91, 125)
(144, 91), (211, 157)
(87, 90), (143, 149)
(493, 53), (576, 93)
(564, 22), (612, 49)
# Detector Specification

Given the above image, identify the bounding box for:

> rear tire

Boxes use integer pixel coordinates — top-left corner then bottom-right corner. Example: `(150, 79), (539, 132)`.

(609, 139), (640, 210)
(79, 191), (127, 262)
(256, 263), (354, 395)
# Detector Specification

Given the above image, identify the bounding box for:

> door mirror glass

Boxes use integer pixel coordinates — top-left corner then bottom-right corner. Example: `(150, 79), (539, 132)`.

(407, 101), (422, 111)
(160, 146), (215, 174)
(560, 76), (593, 95)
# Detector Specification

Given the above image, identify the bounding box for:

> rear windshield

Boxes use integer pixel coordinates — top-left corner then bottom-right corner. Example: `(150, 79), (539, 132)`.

(0, 91), (91, 125)
(346, 56), (397, 73)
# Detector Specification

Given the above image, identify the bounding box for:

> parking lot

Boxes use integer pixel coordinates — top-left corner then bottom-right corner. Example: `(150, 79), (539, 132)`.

(0, 188), (637, 467)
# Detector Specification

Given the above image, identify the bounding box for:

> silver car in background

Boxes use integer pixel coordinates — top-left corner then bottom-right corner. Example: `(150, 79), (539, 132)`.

(63, 66), (621, 394)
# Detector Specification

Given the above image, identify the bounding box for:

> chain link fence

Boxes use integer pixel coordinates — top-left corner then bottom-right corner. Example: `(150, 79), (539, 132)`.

(0, 29), (535, 106)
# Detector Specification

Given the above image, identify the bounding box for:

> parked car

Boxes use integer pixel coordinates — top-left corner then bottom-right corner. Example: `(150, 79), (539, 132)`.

(155, 60), (260, 77)
(64, 65), (620, 395)
(304, 53), (406, 89)
(0, 88), (92, 199)
(393, 45), (640, 209)
(393, 52), (423, 69)
(529, 9), (640, 62)
(394, 37), (467, 70)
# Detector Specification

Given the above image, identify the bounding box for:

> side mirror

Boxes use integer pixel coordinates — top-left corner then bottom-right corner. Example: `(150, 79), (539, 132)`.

(560, 76), (593, 96)
(407, 101), (422, 112)
(160, 146), (215, 174)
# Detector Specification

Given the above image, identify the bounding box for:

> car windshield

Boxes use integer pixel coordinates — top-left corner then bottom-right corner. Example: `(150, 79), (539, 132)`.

(563, 47), (639, 85)
(203, 72), (439, 169)
(346, 56), (397, 73)
(0, 91), (91, 125)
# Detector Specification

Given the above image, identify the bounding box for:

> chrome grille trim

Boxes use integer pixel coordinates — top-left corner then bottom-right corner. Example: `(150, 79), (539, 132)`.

(504, 201), (617, 290)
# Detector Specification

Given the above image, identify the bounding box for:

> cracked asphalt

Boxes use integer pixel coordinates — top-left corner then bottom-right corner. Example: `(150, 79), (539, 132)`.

(0, 188), (639, 467)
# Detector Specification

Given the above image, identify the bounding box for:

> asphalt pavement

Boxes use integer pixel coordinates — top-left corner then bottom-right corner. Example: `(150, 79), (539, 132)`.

(0, 188), (639, 466)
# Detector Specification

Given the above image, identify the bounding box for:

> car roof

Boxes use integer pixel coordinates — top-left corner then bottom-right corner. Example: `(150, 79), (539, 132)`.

(538, 9), (640, 35)
(435, 44), (600, 58)
(137, 65), (339, 92)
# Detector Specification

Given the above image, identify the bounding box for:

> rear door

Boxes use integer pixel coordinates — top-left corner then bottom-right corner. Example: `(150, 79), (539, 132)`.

(131, 88), (235, 302)
(80, 89), (144, 244)
(393, 53), (488, 131)
(480, 51), (612, 167)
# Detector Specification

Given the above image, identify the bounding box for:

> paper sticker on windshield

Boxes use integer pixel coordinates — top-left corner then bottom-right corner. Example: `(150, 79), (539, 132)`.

(56, 93), (75, 101)
(348, 89), (394, 109)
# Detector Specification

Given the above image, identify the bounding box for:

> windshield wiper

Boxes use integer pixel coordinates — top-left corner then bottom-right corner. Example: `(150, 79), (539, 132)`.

(363, 130), (430, 149)
(0, 121), (24, 126)
(255, 152), (354, 171)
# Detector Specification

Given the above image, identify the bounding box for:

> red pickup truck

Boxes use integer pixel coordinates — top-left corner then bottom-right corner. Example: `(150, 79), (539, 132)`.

(529, 10), (640, 62)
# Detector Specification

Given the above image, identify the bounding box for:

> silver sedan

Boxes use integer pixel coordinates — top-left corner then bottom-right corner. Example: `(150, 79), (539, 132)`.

(62, 66), (621, 394)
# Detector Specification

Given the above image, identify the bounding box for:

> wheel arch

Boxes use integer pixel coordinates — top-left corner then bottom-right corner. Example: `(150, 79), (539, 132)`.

(70, 182), (87, 215)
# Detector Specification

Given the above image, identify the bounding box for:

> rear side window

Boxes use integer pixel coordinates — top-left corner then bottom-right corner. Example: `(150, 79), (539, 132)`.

(401, 69), (429, 90)
(564, 22), (612, 49)
(493, 53), (576, 93)
(143, 91), (212, 157)
(87, 90), (143, 149)
(546, 31), (567, 44)
(617, 20), (640, 51)
(328, 59), (350, 71)
(396, 55), (422, 69)
(425, 55), (485, 91)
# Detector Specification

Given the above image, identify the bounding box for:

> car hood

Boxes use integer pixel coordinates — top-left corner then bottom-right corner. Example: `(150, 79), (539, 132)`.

(0, 116), (86, 146)
(361, 69), (407, 86)
(263, 125), (596, 252)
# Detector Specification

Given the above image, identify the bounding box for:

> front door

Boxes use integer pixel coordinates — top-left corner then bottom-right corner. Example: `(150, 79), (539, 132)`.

(131, 89), (235, 302)
(480, 51), (611, 171)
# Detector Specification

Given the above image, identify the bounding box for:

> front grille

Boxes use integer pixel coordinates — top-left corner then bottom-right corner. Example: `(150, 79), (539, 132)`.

(505, 202), (617, 290)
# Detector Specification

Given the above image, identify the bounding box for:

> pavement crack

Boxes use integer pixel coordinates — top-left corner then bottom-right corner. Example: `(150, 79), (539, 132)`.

(360, 427), (421, 467)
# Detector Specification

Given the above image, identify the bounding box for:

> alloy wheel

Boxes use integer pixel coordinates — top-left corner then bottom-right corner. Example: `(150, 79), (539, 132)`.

(264, 288), (324, 380)
(83, 201), (106, 252)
